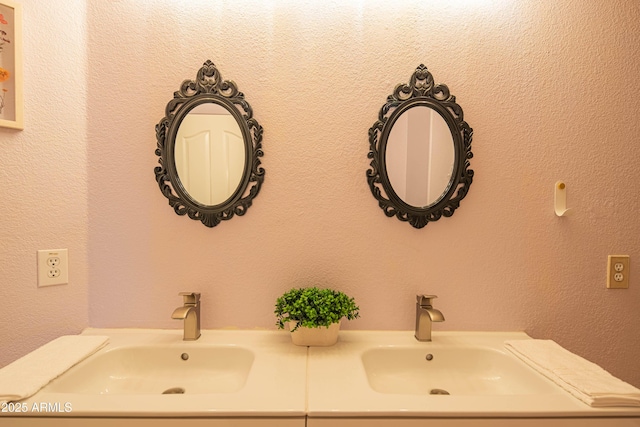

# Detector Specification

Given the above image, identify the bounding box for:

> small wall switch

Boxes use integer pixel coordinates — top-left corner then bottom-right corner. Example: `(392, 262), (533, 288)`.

(37, 249), (69, 287)
(607, 255), (629, 289)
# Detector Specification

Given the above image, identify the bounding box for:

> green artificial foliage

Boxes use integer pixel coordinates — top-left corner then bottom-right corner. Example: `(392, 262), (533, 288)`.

(275, 287), (360, 332)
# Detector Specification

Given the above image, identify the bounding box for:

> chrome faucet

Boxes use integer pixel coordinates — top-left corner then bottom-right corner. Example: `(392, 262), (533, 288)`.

(415, 294), (444, 342)
(171, 292), (201, 341)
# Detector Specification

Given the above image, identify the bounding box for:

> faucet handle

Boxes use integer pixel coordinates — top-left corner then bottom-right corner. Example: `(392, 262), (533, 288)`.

(417, 294), (438, 307)
(179, 292), (200, 305)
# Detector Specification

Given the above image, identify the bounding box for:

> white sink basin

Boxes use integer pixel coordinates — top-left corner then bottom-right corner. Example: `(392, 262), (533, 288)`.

(361, 345), (558, 395)
(46, 345), (254, 394)
(306, 331), (594, 417)
(24, 328), (308, 417)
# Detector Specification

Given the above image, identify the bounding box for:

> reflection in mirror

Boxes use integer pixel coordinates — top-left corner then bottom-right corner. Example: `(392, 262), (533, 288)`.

(174, 103), (245, 206)
(385, 106), (454, 208)
(155, 60), (264, 228)
(367, 64), (473, 229)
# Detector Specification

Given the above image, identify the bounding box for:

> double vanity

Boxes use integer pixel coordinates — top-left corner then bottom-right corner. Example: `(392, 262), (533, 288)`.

(3, 328), (640, 427)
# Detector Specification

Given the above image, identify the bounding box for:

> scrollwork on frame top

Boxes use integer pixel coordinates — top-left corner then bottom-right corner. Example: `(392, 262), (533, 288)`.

(164, 60), (250, 120)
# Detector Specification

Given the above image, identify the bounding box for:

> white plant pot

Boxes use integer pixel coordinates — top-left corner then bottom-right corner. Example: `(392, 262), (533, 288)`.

(287, 321), (341, 346)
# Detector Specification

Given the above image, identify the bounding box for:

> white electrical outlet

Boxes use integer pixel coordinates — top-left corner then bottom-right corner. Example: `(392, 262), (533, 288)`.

(37, 249), (69, 287)
(607, 255), (629, 289)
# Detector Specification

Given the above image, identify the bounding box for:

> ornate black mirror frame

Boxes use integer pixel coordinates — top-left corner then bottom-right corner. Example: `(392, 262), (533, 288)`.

(367, 64), (473, 229)
(154, 60), (264, 228)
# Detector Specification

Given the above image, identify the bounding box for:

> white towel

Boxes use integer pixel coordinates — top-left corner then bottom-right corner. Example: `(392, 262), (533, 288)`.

(505, 339), (640, 407)
(0, 335), (109, 402)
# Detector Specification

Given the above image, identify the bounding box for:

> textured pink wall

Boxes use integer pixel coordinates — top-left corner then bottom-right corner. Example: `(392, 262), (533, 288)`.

(2, 0), (639, 388)
(0, 0), (89, 366)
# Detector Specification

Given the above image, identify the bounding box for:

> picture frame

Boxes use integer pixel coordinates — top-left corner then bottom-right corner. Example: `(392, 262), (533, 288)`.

(0, 0), (22, 130)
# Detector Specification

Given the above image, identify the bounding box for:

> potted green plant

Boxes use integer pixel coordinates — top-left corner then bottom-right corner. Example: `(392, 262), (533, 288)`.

(275, 287), (360, 346)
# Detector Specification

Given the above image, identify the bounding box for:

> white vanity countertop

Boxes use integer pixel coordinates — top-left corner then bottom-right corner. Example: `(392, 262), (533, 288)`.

(16, 328), (308, 417)
(9, 329), (640, 420)
(307, 330), (640, 418)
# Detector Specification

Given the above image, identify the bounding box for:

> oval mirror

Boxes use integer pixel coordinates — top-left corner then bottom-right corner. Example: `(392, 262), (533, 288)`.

(174, 102), (245, 206)
(367, 64), (473, 229)
(155, 60), (264, 228)
(385, 105), (455, 208)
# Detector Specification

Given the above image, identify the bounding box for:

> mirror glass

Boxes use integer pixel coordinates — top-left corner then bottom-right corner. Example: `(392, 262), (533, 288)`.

(367, 64), (473, 229)
(385, 106), (454, 208)
(174, 103), (245, 206)
(155, 60), (264, 228)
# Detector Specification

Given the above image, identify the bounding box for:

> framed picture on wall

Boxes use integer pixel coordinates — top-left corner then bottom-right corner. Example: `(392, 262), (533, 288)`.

(0, 0), (22, 130)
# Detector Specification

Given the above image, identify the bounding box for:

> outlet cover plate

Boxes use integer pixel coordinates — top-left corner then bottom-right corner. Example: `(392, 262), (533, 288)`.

(607, 255), (629, 289)
(37, 249), (69, 287)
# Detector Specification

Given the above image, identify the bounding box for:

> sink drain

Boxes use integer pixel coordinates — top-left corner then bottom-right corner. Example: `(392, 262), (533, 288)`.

(430, 388), (450, 395)
(162, 387), (186, 394)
